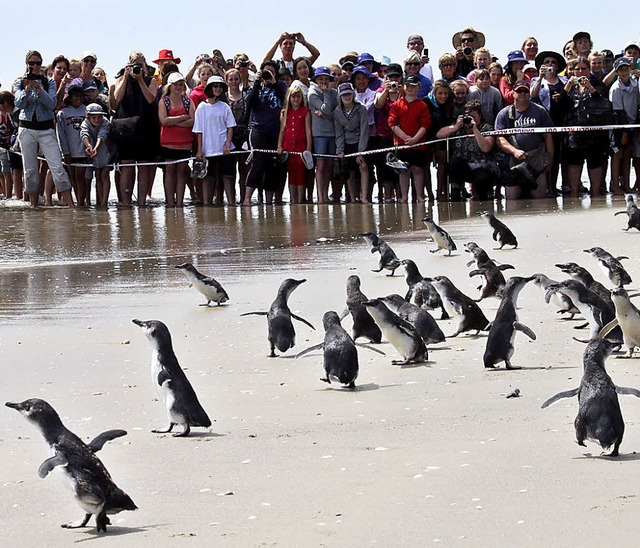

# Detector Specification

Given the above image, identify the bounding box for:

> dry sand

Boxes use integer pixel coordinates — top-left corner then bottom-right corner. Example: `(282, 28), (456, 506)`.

(2, 202), (640, 547)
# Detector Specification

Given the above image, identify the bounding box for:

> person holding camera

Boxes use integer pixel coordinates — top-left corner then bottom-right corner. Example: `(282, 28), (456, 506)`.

(452, 27), (485, 78)
(500, 50), (528, 105)
(110, 51), (159, 207)
(243, 61), (287, 206)
(403, 51), (432, 99)
(263, 32), (320, 73)
(13, 50), (75, 208)
(234, 53), (256, 91)
(436, 99), (497, 201)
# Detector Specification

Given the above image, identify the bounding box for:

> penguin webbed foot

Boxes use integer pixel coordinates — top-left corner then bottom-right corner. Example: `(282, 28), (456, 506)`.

(61, 513), (92, 529)
(320, 377), (331, 384)
(172, 424), (191, 437)
(95, 510), (109, 533)
(392, 358), (411, 365)
(152, 423), (175, 434)
(347, 381), (356, 390)
(199, 302), (211, 307)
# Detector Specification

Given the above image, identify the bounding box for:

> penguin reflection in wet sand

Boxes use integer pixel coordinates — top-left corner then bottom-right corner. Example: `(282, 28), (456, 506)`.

(479, 211), (518, 249)
(241, 278), (315, 357)
(541, 340), (640, 457)
(342, 275), (382, 343)
(5, 399), (137, 532)
(614, 194), (640, 231)
(483, 276), (536, 370)
(422, 217), (456, 255)
(175, 263), (229, 306)
(583, 247), (632, 287)
(133, 319), (211, 436)
(363, 299), (428, 365)
(428, 276), (490, 337)
(360, 232), (401, 276)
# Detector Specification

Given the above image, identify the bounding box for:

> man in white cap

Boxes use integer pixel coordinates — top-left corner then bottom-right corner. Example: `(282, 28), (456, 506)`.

(79, 51), (103, 92)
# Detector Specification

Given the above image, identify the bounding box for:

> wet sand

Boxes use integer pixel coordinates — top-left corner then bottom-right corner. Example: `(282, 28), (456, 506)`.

(2, 197), (640, 546)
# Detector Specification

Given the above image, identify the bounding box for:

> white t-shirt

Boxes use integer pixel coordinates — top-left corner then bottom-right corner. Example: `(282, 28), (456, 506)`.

(192, 101), (236, 156)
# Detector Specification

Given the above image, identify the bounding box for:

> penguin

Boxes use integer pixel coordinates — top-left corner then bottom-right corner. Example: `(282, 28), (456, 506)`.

(544, 280), (619, 342)
(297, 311), (385, 389)
(422, 217), (456, 256)
(132, 319), (211, 436)
(555, 262), (613, 307)
(465, 242), (515, 270)
(380, 294), (445, 344)
(341, 275), (382, 343)
(360, 232), (401, 276)
(531, 273), (579, 319)
(427, 275), (491, 337)
(614, 194), (640, 231)
(362, 299), (428, 365)
(483, 276), (536, 369)
(541, 339), (640, 457)
(583, 247), (632, 287)
(241, 278), (315, 357)
(599, 288), (640, 357)
(402, 259), (449, 319)
(479, 211), (518, 249)
(5, 399), (136, 532)
(175, 263), (229, 306)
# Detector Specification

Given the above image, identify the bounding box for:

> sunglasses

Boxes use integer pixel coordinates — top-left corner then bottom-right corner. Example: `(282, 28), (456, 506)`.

(28, 60), (42, 66)
(83, 58), (97, 64)
(461, 37), (475, 43)
(408, 41), (423, 46)
(574, 66), (589, 71)
(514, 89), (530, 94)
(440, 63), (455, 68)
(211, 83), (224, 88)
(543, 59), (558, 65)
(405, 62), (420, 66)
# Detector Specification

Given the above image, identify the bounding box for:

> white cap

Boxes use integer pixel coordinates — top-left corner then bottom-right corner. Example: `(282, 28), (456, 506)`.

(166, 72), (185, 85)
(80, 50), (97, 61)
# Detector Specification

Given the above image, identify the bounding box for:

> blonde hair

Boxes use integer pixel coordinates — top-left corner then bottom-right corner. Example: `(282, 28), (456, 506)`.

(282, 83), (307, 122)
(128, 51), (145, 64)
(474, 48), (492, 65)
(438, 53), (456, 67)
(225, 68), (240, 82)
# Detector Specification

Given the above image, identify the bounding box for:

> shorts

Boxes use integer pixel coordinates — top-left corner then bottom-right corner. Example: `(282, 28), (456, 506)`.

(206, 155), (235, 178)
(9, 150), (23, 170)
(70, 157), (89, 165)
(0, 147), (10, 173)
(313, 136), (336, 156)
(397, 148), (427, 169)
(562, 146), (607, 169)
(341, 142), (364, 173)
(160, 147), (192, 161)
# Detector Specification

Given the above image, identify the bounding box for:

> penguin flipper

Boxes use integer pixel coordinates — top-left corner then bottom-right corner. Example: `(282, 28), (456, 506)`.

(469, 269), (483, 278)
(541, 388), (579, 408)
(38, 453), (69, 478)
(291, 313), (315, 330)
(616, 386), (640, 398)
(87, 429), (127, 453)
(339, 308), (349, 321)
(355, 342), (386, 355)
(614, 211), (626, 216)
(497, 264), (515, 271)
(295, 343), (324, 359)
(157, 369), (171, 387)
(240, 311), (268, 317)
(514, 322), (536, 340)
(598, 318), (619, 339)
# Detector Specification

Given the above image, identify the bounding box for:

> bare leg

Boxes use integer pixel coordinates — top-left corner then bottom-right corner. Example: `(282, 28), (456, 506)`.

(223, 175), (235, 205)
(242, 185), (255, 206)
(412, 166), (425, 202)
(202, 176), (215, 206)
(359, 163), (370, 204)
(119, 164), (135, 206)
(175, 163), (187, 207)
(398, 172), (410, 202)
(163, 164), (177, 207)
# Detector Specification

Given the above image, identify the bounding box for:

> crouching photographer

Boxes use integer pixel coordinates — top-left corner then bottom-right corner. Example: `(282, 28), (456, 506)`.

(436, 99), (497, 201)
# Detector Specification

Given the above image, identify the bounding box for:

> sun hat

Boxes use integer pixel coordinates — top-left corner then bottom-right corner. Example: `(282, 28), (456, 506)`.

(204, 74), (227, 92)
(338, 82), (355, 96)
(86, 103), (105, 116)
(166, 72), (186, 86)
(312, 66), (333, 81)
(339, 51), (359, 66)
(377, 55), (391, 67)
(505, 50), (527, 72)
(357, 53), (380, 72)
(350, 65), (374, 84)
(452, 27), (486, 49)
(154, 49), (181, 64)
(534, 51), (567, 72)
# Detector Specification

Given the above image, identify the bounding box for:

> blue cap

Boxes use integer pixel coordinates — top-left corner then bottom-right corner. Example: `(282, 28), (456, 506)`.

(312, 66), (333, 81)
(350, 65), (374, 84)
(356, 52), (380, 71)
(338, 82), (355, 96)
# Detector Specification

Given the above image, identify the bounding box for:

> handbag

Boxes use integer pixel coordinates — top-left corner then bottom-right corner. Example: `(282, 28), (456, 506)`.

(109, 116), (141, 143)
(577, 95), (614, 126)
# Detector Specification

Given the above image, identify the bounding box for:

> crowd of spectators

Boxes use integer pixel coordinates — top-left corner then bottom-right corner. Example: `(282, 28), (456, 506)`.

(1, 28), (639, 208)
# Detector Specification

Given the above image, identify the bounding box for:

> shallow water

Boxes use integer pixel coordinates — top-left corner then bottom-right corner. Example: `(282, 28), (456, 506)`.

(0, 195), (621, 321)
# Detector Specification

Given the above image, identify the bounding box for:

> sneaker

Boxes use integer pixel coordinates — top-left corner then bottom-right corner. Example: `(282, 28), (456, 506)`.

(191, 158), (208, 179)
(385, 152), (409, 174)
(302, 150), (314, 170)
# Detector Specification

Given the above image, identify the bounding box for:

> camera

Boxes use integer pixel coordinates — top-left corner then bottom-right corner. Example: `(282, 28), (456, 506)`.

(463, 115), (473, 127)
(463, 47), (473, 57)
(546, 67), (554, 73)
(25, 72), (39, 81)
(261, 71), (273, 82)
(131, 63), (143, 75)
(239, 61), (249, 68)
(390, 81), (398, 89)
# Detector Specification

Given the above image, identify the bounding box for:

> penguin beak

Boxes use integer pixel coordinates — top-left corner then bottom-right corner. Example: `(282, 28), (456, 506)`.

(5, 401), (22, 411)
(423, 277), (433, 282)
(132, 319), (145, 327)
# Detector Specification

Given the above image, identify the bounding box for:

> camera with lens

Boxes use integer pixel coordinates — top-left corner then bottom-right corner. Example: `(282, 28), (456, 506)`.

(131, 63), (143, 75)
(463, 115), (473, 127)
(239, 61), (249, 68)
(463, 47), (473, 57)
(261, 70), (273, 82)
(390, 81), (398, 89)
(546, 66), (554, 73)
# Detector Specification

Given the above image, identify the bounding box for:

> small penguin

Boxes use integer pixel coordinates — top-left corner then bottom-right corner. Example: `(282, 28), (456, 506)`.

(427, 275), (491, 337)
(363, 299), (428, 365)
(583, 247), (632, 287)
(531, 273), (579, 318)
(241, 278), (315, 357)
(599, 288), (640, 357)
(479, 211), (518, 249)
(483, 276), (536, 369)
(614, 194), (640, 231)
(544, 280), (618, 341)
(297, 311), (385, 389)
(380, 294), (445, 344)
(555, 262), (613, 307)
(6, 399), (136, 532)
(342, 275), (382, 343)
(175, 263), (229, 306)
(541, 340), (640, 457)
(402, 259), (449, 319)
(133, 319), (212, 436)
(422, 217), (456, 255)
(360, 232), (402, 276)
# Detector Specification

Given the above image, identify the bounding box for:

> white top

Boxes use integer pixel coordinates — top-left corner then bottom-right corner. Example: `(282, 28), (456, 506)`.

(420, 64), (434, 83)
(192, 101), (236, 156)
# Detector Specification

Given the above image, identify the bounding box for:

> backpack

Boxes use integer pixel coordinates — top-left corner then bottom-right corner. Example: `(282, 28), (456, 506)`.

(163, 95), (191, 115)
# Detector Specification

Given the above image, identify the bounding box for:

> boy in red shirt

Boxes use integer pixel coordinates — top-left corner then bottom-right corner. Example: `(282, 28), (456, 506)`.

(388, 74), (431, 202)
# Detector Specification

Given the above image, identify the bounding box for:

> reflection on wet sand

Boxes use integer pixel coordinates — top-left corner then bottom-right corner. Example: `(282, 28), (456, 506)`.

(0, 195), (620, 320)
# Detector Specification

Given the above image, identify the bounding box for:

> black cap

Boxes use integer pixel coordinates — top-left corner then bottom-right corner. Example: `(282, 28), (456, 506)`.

(385, 63), (403, 77)
(573, 31), (591, 42)
(404, 74), (421, 86)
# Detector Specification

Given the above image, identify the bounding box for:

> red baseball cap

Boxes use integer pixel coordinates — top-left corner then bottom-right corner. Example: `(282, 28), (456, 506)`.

(154, 49), (181, 64)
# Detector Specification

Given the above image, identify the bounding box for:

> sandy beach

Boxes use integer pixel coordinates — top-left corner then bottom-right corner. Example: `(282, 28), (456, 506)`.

(1, 198), (640, 547)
